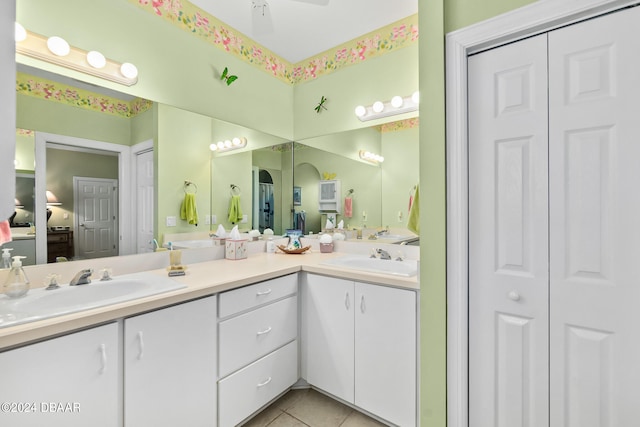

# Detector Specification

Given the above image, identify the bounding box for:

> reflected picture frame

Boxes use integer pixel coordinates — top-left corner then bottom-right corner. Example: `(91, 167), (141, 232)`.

(293, 186), (302, 206)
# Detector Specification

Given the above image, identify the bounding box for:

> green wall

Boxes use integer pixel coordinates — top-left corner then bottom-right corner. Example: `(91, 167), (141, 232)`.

(156, 104), (213, 241)
(17, 0), (294, 139)
(293, 46), (419, 139)
(16, 94), (131, 145)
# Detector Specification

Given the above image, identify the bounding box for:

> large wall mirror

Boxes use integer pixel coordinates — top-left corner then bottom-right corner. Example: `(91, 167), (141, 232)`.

(5, 65), (418, 267)
(293, 122), (419, 241)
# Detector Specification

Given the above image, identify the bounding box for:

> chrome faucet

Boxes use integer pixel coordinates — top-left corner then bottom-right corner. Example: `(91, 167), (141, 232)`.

(372, 248), (392, 260)
(69, 268), (93, 286)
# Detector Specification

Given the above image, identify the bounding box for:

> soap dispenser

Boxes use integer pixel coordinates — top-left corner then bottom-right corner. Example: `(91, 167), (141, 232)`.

(3, 256), (30, 298)
(2, 248), (13, 269)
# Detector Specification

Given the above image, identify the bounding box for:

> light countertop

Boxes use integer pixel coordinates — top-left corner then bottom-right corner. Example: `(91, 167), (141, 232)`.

(0, 250), (418, 351)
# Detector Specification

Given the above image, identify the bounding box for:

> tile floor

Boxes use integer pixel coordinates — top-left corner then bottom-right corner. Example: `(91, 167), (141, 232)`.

(242, 388), (387, 427)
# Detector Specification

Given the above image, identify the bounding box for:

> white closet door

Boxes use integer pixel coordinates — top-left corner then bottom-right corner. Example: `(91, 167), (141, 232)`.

(468, 34), (549, 427)
(548, 7), (640, 426)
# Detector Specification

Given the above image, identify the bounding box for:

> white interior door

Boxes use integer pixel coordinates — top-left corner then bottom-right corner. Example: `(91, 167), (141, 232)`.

(135, 149), (154, 253)
(548, 7), (640, 426)
(75, 177), (118, 259)
(468, 34), (549, 427)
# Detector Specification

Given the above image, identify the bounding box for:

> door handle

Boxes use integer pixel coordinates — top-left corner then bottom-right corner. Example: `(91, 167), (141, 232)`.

(508, 291), (521, 301)
(345, 291), (350, 310)
(360, 295), (366, 313)
(99, 344), (107, 374)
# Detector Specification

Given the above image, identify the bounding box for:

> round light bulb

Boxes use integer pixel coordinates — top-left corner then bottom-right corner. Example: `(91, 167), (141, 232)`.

(217, 141), (225, 149)
(372, 101), (384, 113)
(412, 91), (420, 104)
(391, 96), (403, 108)
(120, 62), (138, 79)
(47, 36), (70, 56)
(224, 140), (232, 148)
(355, 105), (366, 117)
(232, 137), (241, 146)
(87, 50), (106, 69)
(15, 23), (26, 42)
(209, 143), (218, 151)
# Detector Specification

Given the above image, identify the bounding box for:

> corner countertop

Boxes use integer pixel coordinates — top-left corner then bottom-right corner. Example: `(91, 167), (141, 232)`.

(0, 251), (418, 351)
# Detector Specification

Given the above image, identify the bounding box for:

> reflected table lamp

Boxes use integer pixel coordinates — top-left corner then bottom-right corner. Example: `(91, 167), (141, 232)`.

(46, 190), (62, 223)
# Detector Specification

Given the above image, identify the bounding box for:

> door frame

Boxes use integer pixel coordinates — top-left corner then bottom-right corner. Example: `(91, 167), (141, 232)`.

(445, 0), (637, 426)
(34, 132), (132, 263)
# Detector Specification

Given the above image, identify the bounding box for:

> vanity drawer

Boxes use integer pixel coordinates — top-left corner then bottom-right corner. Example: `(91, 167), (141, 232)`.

(218, 340), (298, 427)
(219, 296), (297, 377)
(218, 274), (297, 318)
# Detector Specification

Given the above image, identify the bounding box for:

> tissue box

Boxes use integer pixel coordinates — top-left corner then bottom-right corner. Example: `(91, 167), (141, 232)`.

(225, 239), (247, 260)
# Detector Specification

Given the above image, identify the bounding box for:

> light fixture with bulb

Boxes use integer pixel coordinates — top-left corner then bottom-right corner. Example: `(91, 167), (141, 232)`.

(15, 24), (138, 86)
(359, 150), (385, 164)
(354, 91), (419, 122)
(210, 137), (247, 153)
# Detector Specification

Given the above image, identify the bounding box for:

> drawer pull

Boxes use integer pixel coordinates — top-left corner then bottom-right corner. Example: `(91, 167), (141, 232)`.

(256, 288), (272, 296)
(256, 326), (272, 336)
(257, 377), (272, 388)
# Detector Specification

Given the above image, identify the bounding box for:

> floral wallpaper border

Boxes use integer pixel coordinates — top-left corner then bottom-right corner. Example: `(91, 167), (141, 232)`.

(16, 72), (153, 119)
(378, 117), (420, 133)
(128, 0), (418, 85)
(16, 128), (35, 137)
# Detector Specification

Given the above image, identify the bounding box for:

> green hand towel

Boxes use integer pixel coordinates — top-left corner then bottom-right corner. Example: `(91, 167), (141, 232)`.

(228, 195), (243, 224)
(407, 184), (419, 234)
(180, 193), (198, 225)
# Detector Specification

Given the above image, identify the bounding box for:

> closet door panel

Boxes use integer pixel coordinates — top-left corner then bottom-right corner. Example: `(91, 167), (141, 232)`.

(468, 34), (549, 427)
(549, 6), (640, 426)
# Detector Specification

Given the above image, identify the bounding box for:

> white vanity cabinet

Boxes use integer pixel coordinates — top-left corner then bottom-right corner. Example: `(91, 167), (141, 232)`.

(124, 295), (217, 427)
(217, 274), (298, 427)
(301, 273), (417, 427)
(0, 323), (120, 427)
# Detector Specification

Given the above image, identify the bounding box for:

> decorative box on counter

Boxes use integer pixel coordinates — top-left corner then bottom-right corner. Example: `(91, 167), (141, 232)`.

(212, 237), (226, 246)
(225, 239), (247, 260)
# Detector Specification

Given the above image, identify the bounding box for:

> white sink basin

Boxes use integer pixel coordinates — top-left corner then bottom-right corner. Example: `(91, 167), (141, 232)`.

(0, 272), (186, 328)
(322, 256), (418, 277)
(170, 239), (214, 249)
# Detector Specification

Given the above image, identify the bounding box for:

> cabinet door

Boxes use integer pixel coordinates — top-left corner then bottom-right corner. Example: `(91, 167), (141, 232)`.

(301, 274), (354, 403)
(0, 323), (119, 427)
(354, 283), (417, 427)
(124, 296), (217, 427)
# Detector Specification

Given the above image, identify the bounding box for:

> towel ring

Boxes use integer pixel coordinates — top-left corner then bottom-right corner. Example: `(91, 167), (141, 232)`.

(184, 180), (198, 194)
(230, 184), (241, 196)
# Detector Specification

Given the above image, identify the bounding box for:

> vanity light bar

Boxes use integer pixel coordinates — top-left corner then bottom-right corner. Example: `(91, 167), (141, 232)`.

(15, 24), (138, 86)
(355, 91), (419, 122)
(210, 137), (247, 153)
(359, 150), (384, 164)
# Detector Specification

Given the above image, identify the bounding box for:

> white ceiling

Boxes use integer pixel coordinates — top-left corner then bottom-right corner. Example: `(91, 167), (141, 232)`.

(189, 0), (418, 64)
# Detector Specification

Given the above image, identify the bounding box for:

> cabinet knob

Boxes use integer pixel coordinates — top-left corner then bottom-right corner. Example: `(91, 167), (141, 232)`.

(508, 291), (521, 301)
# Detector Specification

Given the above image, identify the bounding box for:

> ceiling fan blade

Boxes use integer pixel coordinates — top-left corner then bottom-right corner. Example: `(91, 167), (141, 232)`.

(251, 3), (274, 35)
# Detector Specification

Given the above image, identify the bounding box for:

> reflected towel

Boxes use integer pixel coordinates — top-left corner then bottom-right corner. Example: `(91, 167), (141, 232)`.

(228, 195), (243, 224)
(407, 185), (419, 234)
(0, 220), (11, 246)
(344, 197), (353, 218)
(180, 193), (198, 226)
